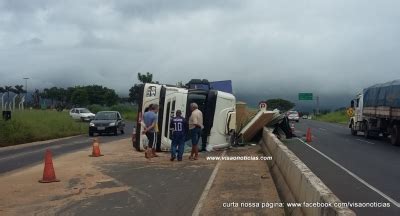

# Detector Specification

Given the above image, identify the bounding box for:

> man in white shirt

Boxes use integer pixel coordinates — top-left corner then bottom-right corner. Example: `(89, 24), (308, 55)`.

(188, 102), (203, 160)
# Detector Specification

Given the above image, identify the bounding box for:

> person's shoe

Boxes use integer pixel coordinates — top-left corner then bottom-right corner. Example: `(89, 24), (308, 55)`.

(200, 148), (206, 152)
(189, 156), (194, 161)
(170, 157), (175, 161)
(177, 158), (182, 161)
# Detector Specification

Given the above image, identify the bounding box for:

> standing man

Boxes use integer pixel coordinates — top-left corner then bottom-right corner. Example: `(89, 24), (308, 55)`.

(170, 110), (187, 161)
(143, 104), (159, 158)
(189, 103), (203, 160)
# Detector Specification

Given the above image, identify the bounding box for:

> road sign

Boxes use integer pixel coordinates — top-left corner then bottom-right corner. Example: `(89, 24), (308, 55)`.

(346, 108), (354, 117)
(298, 93), (313, 100)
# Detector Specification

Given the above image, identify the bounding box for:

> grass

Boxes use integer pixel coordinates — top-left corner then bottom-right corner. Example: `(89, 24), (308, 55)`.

(0, 110), (88, 147)
(314, 111), (349, 124)
(0, 104), (138, 147)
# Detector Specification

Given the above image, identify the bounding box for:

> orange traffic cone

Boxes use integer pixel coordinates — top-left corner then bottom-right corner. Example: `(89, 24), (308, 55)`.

(39, 149), (60, 183)
(90, 138), (104, 157)
(306, 128), (312, 143)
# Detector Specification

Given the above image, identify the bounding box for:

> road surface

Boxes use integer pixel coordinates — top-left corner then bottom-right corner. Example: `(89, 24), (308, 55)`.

(0, 122), (134, 174)
(286, 119), (400, 215)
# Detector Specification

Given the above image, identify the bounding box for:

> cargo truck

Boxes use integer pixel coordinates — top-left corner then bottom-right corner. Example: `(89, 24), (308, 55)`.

(349, 80), (400, 145)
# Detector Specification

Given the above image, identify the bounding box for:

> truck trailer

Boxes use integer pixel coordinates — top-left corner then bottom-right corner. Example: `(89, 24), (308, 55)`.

(133, 80), (236, 151)
(349, 80), (400, 145)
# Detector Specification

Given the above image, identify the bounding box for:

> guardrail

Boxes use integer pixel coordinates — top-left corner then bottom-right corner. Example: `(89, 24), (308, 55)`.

(260, 128), (355, 216)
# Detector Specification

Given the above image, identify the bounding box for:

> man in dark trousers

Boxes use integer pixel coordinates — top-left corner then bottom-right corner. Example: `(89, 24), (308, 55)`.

(170, 110), (187, 161)
(143, 104), (159, 158)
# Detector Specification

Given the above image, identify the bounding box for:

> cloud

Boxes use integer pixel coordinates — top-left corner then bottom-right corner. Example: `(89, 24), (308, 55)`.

(1, 0), (400, 110)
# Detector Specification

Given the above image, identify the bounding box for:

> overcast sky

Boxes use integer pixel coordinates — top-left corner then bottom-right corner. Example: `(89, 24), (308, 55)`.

(1, 0), (400, 109)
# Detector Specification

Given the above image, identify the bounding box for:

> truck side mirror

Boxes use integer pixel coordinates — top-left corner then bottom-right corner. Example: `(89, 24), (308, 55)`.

(350, 100), (354, 108)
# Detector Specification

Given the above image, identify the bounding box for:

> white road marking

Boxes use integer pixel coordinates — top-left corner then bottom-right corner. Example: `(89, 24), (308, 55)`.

(319, 128), (327, 131)
(192, 150), (226, 216)
(356, 139), (375, 145)
(296, 138), (400, 207)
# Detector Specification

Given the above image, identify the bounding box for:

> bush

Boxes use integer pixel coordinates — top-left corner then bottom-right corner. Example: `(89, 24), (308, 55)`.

(315, 111), (349, 124)
(87, 104), (105, 113)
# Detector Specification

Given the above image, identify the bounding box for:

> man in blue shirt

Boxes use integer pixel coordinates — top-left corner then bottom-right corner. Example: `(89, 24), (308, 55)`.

(170, 110), (187, 161)
(143, 104), (159, 158)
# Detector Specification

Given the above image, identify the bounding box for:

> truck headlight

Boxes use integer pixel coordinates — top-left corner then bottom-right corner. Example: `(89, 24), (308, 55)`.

(109, 122), (116, 126)
(90, 123), (95, 127)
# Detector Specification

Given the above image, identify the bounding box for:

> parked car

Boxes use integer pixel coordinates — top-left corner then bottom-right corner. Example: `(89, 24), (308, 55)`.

(287, 111), (300, 122)
(89, 111), (125, 136)
(69, 108), (95, 121)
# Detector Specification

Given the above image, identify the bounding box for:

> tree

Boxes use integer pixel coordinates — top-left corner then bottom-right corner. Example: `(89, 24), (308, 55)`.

(129, 84), (142, 104)
(104, 89), (119, 106)
(266, 98), (295, 112)
(137, 72), (153, 83)
(71, 88), (89, 106)
(32, 89), (41, 108)
(4, 86), (14, 102)
(14, 85), (25, 94)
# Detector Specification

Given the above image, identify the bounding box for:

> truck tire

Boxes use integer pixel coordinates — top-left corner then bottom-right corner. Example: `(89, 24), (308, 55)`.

(391, 125), (400, 146)
(364, 122), (371, 139)
(350, 121), (357, 136)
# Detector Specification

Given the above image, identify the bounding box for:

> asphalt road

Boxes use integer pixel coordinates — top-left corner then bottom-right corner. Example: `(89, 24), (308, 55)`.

(285, 119), (400, 215)
(0, 122), (135, 174)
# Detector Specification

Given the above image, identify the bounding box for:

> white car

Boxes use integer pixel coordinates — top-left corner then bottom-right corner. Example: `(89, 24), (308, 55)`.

(69, 108), (95, 122)
(287, 111), (300, 122)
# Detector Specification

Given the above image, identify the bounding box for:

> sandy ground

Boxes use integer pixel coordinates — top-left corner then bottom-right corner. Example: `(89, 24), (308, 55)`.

(200, 146), (285, 216)
(0, 138), (138, 216)
(0, 139), (282, 216)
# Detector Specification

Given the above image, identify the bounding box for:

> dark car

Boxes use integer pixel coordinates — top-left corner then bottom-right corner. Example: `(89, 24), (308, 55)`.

(89, 111), (125, 136)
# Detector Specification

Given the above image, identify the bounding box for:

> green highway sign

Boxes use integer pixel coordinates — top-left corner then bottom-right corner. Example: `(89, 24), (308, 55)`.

(299, 93), (313, 100)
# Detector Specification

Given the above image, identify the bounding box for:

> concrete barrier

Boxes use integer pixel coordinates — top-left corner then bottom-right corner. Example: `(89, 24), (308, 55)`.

(260, 128), (355, 216)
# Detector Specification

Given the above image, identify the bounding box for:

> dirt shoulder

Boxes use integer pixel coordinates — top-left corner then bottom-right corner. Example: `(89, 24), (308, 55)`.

(199, 146), (285, 216)
(0, 139), (282, 216)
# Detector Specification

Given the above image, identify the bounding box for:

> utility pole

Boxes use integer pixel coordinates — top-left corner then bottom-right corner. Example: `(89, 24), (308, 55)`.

(316, 96), (320, 115)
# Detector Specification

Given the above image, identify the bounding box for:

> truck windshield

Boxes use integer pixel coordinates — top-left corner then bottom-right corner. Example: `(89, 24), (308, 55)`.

(186, 92), (207, 116)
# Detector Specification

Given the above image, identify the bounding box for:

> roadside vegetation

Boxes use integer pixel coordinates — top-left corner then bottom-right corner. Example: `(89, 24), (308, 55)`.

(0, 105), (137, 147)
(87, 104), (137, 121)
(314, 110), (349, 124)
(0, 110), (87, 147)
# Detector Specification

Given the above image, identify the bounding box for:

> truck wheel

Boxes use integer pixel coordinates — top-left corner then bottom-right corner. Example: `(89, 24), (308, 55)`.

(391, 125), (400, 146)
(364, 122), (371, 139)
(351, 123), (357, 136)
(89, 132), (94, 137)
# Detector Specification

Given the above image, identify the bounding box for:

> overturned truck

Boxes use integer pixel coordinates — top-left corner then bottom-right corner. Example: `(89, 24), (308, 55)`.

(133, 80), (236, 151)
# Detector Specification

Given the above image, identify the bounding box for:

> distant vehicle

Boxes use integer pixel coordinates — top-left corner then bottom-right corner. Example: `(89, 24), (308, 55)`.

(69, 108), (95, 121)
(349, 80), (400, 145)
(302, 115), (308, 119)
(287, 111), (300, 122)
(89, 111), (125, 136)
